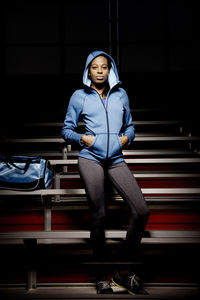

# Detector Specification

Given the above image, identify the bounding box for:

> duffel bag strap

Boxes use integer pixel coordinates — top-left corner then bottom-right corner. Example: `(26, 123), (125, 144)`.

(4, 156), (36, 173)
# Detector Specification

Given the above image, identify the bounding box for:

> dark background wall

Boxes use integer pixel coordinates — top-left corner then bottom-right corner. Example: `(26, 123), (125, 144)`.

(1, 0), (200, 133)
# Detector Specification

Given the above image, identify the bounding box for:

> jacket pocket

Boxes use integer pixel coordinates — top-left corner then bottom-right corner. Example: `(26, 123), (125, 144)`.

(109, 134), (122, 158)
(87, 134), (107, 159)
(87, 135), (97, 148)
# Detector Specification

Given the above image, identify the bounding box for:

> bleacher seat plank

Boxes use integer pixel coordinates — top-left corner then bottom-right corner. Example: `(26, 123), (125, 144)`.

(2, 135), (200, 143)
(0, 230), (199, 244)
(0, 188), (200, 196)
(12, 149), (195, 157)
(24, 120), (181, 127)
(65, 149), (195, 156)
(49, 158), (200, 165)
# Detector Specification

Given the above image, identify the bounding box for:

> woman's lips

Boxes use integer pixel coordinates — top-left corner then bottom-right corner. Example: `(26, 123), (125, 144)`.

(96, 76), (104, 80)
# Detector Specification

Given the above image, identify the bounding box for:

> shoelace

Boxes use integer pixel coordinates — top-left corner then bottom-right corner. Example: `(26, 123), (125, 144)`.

(97, 281), (111, 290)
(129, 274), (140, 289)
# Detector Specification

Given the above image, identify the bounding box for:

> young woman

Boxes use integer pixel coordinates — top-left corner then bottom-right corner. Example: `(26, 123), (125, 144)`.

(62, 50), (150, 294)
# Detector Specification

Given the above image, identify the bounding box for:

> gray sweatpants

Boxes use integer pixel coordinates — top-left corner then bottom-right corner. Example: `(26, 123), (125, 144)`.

(78, 157), (150, 262)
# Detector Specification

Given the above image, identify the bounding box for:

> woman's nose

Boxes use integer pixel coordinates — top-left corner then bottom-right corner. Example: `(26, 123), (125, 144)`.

(97, 68), (103, 73)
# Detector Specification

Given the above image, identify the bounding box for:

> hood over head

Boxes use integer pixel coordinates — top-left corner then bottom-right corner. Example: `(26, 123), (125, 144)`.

(82, 50), (120, 90)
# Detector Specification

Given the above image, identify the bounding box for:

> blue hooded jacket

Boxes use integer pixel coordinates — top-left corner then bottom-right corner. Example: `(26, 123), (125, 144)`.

(61, 50), (135, 164)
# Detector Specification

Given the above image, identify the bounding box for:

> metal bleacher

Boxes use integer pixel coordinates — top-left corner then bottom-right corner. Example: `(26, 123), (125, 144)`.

(0, 108), (200, 299)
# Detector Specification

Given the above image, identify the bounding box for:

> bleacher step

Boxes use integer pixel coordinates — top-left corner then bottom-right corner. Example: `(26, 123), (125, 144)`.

(0, 283), (199, 299)
(0, 230), (200, 245)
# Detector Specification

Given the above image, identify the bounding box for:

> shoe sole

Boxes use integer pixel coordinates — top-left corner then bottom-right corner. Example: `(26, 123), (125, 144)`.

(112, 278), (135, 295)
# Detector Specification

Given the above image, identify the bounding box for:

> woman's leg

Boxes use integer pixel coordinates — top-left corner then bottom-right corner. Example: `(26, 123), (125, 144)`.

(78, 157), (108, 281)
(107, 161), (150, 260)
(78, 157), (106, 228)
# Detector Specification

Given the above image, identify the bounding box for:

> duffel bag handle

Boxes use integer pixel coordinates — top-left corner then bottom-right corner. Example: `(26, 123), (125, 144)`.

(4, 156), (39, 173)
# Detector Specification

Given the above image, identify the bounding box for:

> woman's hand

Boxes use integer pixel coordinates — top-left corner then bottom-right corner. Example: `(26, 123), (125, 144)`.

(81, 135), (95, 147)
(120, 136), (129, 147)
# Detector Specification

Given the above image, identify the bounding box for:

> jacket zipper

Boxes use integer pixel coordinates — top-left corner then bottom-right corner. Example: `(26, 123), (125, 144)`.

(105, 93), (110, 160)
(95, 90), (111, 160)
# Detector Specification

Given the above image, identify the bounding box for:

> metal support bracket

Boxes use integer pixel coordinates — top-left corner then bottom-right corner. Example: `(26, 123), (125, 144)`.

(24, 239), (37, 291)
(43, 195), (52, 231)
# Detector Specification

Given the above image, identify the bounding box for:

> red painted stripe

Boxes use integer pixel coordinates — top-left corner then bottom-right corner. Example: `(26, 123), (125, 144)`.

(60, 178), (200, 189)
(0, 209), (200, 231)
(0, 212), (44, 224)
(37, 272), (91, 283)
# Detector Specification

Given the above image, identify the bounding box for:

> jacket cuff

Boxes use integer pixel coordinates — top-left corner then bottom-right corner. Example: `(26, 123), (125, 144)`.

(126, 133), (134, 146)
(78, 134), (84, 146)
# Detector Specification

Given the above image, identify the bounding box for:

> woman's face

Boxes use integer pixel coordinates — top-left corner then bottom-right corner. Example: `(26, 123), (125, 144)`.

(89, 56), (110, 86)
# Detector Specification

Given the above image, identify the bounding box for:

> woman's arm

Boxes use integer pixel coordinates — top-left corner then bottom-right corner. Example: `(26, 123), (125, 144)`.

(61, 91), (85, 145)
(120, 89), (135, 146)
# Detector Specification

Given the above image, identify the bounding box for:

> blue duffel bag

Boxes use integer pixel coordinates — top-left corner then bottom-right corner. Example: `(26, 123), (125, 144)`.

(0, 155), (53, 191)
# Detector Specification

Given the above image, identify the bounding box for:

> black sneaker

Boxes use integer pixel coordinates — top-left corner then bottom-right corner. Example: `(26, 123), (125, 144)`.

(96, 280), (113, 294)
(112, 271), (148, 295)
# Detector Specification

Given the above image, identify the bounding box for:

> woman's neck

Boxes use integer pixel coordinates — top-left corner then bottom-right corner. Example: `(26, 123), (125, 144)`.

(91, 83), (109, 98)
